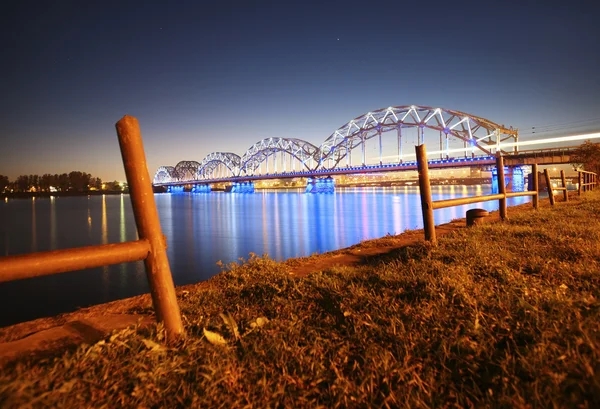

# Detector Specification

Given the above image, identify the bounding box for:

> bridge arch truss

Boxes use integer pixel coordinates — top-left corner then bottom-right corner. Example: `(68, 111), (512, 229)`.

(318, 105), (518, 169)
(153, 166), (177, 184)
(196, 152), (242, 180)
(239, 138), (320, 175)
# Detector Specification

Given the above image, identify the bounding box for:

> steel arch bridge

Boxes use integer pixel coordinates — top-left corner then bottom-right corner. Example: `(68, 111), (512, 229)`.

(153, 105), (518, 185)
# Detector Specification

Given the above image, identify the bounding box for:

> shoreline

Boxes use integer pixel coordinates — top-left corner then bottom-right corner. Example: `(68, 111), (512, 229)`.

(0, 196), (539, 345)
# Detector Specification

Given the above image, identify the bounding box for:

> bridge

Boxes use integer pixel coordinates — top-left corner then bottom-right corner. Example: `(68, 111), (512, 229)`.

(153, 105), (596, 193)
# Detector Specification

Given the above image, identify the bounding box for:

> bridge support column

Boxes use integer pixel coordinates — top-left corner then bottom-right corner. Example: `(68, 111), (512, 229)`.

(378, 128), (383, 165)
(492, 165), (525, 193)
(230, 181), (255, 193)
(192, 184), (211, 193)
(167, 185), (184, 193)
(445, 131), (449, 159)
(492, 165), (512, 194)
(361, 132), (366, 166)
(397, 125), (403, 164)
(305, 177), (335, 194)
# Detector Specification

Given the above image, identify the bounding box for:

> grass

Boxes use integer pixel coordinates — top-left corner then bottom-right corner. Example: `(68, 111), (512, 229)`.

(1, 192), (600, 408)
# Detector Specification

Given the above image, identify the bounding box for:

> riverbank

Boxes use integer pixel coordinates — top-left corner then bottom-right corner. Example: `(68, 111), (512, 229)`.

(1, 192), (599, 407)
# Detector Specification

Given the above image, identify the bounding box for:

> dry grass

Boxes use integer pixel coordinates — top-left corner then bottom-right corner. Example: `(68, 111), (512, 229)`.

(1, 192), (600, 408)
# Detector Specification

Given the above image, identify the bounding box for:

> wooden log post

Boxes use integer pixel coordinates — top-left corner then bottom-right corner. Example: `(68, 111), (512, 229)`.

(544, 168), (555, 206)
(115, 116), (184, 339)
(416, 144), (436, 244)
(560, 170), (568, 202)
(578, 171), (582, 196)
(587, 173), (590, 192)
(531, 164), (539, 210)
(496, 154), (507, 220)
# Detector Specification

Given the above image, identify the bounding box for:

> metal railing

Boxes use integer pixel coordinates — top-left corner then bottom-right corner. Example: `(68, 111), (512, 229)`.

(0, 116), (184, 339)
(416, 144), (538, 244)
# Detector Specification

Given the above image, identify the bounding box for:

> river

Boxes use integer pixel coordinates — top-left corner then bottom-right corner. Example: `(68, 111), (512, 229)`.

(0, 186), (531, 327)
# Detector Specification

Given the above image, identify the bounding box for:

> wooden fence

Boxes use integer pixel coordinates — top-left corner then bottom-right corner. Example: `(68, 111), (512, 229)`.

(416, 144), (538, 244)
(578, 170), (597, 195)
(0, 116), (184, 339)
(416, 144), (598, 243)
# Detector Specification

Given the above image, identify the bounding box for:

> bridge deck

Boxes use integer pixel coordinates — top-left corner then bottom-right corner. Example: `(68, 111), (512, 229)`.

(154, 147), (578, 187)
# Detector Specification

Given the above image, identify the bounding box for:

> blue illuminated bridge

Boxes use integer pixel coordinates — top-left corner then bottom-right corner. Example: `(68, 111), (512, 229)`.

(153, 105), (586, 193)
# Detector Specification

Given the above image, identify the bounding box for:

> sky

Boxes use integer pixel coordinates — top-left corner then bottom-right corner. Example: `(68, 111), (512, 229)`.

(1, 0), (599, 182)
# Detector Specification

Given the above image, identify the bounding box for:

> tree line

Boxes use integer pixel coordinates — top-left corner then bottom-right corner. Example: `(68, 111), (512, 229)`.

(0, 172), (125, 194)
(570, 140), (600, 175)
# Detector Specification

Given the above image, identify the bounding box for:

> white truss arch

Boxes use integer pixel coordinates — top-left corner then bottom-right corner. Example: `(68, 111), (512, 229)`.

(173, 161), (201, 182)
(196, 152), (241, 179)
(153, 166), (177, 184)
(239, 138), (320, 174)
(318, 105), (517, 169)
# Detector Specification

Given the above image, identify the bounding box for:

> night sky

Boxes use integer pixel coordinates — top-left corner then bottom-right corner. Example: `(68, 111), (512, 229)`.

(1, 0), (599, 182)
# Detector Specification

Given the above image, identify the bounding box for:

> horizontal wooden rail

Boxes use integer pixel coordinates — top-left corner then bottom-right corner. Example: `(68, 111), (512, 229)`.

(0, 240), (150, 283)
(432, 191), (536, 210)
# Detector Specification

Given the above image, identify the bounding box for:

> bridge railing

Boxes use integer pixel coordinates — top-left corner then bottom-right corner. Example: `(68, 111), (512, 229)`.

(416, 144), (538, 244)
(577, 170), (597, 195)
(0, 116), (184, 339)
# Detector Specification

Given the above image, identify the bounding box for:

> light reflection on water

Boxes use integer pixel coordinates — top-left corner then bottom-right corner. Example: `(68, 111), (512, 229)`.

(0, 186), (530, 326)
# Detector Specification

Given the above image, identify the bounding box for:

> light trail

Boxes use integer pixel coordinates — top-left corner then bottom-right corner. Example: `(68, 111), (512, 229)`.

(378, 132), (600, 161)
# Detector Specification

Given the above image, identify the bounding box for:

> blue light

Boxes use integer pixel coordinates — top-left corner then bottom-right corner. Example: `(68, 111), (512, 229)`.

(231, 181), (255, 193)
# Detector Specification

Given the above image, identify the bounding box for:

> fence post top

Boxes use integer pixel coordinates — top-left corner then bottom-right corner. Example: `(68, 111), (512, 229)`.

(115, 115), (138, 127)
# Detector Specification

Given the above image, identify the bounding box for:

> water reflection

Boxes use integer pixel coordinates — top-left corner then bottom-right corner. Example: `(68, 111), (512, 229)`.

(101, 194), (108, 245)
(120, 194), (126, 243)
(50, 196), (56, 250)
(31, 197), (37, 252)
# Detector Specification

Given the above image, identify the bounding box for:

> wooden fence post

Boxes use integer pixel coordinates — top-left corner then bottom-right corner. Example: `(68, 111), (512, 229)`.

(560, 170), (568, 202)
(578, 171), (582, 196)
(544, 169), (555, 206)
(115, 116), (184, 339)
(496, 154), (507, 220)
(416, 144), (436, 244)
(531, 164), (539, 210)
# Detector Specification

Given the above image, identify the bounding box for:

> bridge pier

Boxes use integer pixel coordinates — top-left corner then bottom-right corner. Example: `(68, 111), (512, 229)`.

(492, 165), (526, 193)
(231, 181), (255, 193)
(305, 177), (335, 194)
(167, 185), (185, 193)
(192, 184), (211, 193)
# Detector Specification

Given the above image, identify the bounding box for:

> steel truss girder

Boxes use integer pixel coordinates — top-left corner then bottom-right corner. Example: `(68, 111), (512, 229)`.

(318, 105), (518, 169)
(173, 161), (201, 182)
(153, 166), (177, 184)
(239, 137), (320, 174)
(196, 152), (242, 179)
